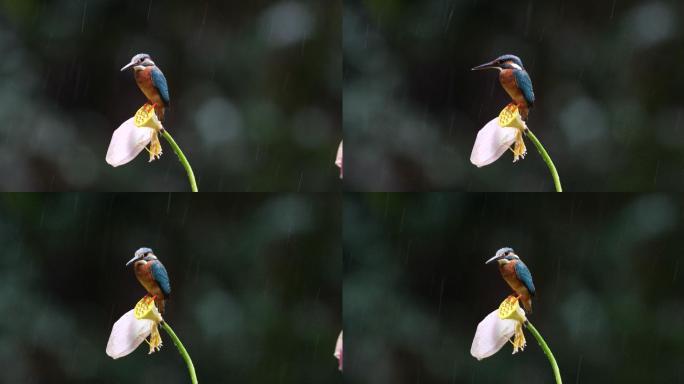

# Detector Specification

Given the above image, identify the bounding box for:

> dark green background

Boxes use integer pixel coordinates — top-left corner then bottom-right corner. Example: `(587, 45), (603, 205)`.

(344, 0), (684, 191)
(344, 193), (684, 383)
(0, 193), (341, 383)
(0, 0), (341, 191)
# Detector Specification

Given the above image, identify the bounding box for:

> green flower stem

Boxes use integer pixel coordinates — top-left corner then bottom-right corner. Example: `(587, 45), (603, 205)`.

(161, 130), (198, 192)
(524, 129), (562, 192)
(525, 321), (562, 384)
(161, 321), (198, 384)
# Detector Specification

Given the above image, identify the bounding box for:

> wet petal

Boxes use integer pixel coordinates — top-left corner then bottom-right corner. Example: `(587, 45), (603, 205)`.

(470, 309), (518, 360)
(106, 309), (154, 359)
(335, 141), (343, 179)
(106, 117), (154, 167)
(470, 118), (519, 168)
(334, 331), (343, 371)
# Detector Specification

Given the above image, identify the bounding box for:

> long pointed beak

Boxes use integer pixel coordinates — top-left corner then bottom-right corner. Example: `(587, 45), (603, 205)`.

(125, 255), (139, 266)
(471, 60), (498, 71)
(485, 255), (501, 264)
(120, 61), (135, 71)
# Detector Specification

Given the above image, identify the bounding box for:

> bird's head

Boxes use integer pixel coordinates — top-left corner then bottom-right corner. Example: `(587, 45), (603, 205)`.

(485, 247), (520, 265)
(126, 247), (157, 266)
(120, 53), (155, 71)
(471, 54), (524, 72)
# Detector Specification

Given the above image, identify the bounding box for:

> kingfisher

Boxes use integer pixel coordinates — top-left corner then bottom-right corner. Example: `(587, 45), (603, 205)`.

(485, 247), (536, 313)
(120, 53), (170, 121)
(472, 54), (535, 120)
(126, 247), (171, 314)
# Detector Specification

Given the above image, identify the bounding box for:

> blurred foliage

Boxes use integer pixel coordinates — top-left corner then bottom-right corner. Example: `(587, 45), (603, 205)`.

(0, 193), (341, 383)
(0, 0), (341, 191)
(344, 193), (684, 383)
(344, 0), (684, 191)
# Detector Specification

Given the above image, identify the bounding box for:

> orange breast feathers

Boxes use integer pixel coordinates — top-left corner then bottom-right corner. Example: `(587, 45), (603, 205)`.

(499, 260), (530, 297)
(134, 261), (164, 298)
(134, 67), (164, 106)
(499, 69), (529, 119)
(498, 70), (524, 101)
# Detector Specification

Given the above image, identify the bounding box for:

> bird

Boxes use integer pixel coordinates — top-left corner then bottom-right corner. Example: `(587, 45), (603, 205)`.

(120, 53), (170, 121)
(126, 247), (171, 314)
(471, 54), (535, 120)
(485, 247), (536, 313)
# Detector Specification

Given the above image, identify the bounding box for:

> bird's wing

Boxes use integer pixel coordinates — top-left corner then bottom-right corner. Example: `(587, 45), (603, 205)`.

(150, 68), (170, 106)
(150, 261), (172, 296)
(514, 70), (535, 107)
(514, 261), (536, 296)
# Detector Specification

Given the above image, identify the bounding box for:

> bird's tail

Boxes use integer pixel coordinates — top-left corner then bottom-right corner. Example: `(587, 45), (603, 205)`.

(521, 295), (532, 314)
(154, 105), (165, 122)
(518, 103), (529, 121)
(155, 297), (166, 314)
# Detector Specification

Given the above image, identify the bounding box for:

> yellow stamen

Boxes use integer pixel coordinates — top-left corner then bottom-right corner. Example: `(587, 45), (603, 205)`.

(134, 104), (162, 130)
(498, 296), (517, 319)
(134, 296), (163, 322)
(148, 132), (163, 162)
(511, 322), (526, 354)
(132, 104), (164, 162)
(498, 104), (528, 162)
(498, 296), (527, 354)
(134, 296), (164, 354)
(511, 129), (527, 162)
(498, 104), (527, 131)
(148, 322), (163, 354)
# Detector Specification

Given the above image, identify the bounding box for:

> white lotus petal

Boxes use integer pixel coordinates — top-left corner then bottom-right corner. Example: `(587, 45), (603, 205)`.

(106, 117), (154, 167)
(335, 141), (343, 179)
(470, 309), (518, 360)
(334, 331), (343, 371)
(106, 309), (154, 359)
(470, 118), (519, 168)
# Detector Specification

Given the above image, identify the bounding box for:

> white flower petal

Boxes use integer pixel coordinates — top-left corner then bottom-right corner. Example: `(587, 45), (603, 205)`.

(106, 117), (154, 167)
(106, 309), (154, 359)
(470, 309), (518, 360)
(335, 141), (343, 179)
(334, 331), (343, 371)
(470, 118), (518, 168)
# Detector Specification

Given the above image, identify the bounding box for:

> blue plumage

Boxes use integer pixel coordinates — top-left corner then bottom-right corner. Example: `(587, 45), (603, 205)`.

(514, 70), (535, 107)
(150, 67), (170, 106)
(514, 261), (535, 296)
(151, 261), (171, 296)
(496, 54), (524, 68)
(472, 54), (536, 119)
